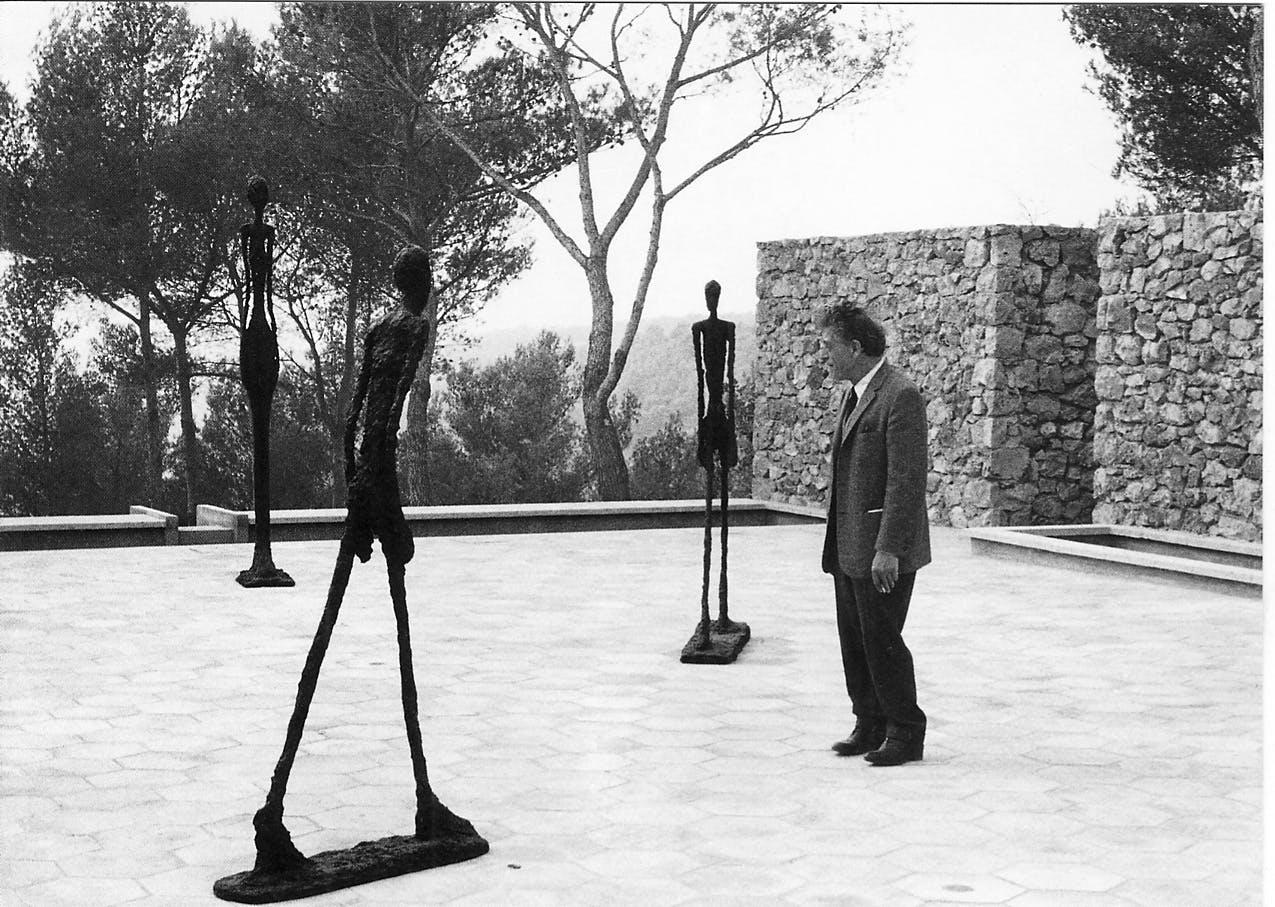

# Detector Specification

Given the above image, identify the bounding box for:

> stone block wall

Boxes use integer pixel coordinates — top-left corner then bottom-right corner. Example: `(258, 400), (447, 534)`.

(753, 225), (1100, 527)
(1092, 211), (1263, 540)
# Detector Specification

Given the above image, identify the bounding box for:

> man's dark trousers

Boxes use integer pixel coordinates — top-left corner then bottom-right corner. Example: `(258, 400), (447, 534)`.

(834, 570), (926, 742)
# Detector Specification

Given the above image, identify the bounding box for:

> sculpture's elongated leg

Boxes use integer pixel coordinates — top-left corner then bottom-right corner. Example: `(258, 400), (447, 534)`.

(252, 539), (357, 871)
(694, 458), (715, 649)
(245, 379), (281, 577)
(386, 557), (478, 840)
(236, 393), (293, 585)
(717, 454), (734, 630)
(386, 559), (431, 823)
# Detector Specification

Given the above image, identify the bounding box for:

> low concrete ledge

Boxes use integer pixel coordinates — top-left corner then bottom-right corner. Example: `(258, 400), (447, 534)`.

(196, 498), (824, 543)
(0, 507), (180, 551)
(130, 505), (179, 545)
(0, 500), (824, 553)
(195, 504), (251, 543)
(967, 524), (1262, 599)
(177, 525), (236, 545)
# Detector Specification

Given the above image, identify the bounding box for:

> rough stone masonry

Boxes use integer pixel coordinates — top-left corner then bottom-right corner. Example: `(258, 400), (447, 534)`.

(1093, 211), (1262, 541)
(752, 210), (1261, 541)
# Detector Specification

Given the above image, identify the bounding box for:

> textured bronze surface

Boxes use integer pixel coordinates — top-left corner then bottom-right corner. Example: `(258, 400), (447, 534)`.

(687, 279), (748, 658)
(236, 176), (293, 588)
(681, 620), (751, 665)
(217, 246), (485, 901)
(214, 832), (490, 903)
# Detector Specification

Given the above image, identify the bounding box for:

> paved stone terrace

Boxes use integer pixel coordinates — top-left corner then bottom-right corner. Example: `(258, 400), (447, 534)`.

(0, 525), (1262, 905)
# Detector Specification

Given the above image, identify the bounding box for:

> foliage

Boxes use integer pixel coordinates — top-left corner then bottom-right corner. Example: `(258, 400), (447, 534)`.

(269, 2), (603, 503)
(629, 413), (701, 500)
(627, 366), (755, 500)
(0, 265), (167, 516)
(731, 368), (756, 497)
(0, 81), (32, 252)
(612, 313), (757, 443)
(196, 372), (334, 510)
(0, 262), (67, 515)
(612, 390), (641, 451)
(7, 1), (251, 517)
(413, 2), (905, 498)
(87, 321), (179, 513)
(0, 5), (799, 517)
(0, 4), (588, 517)
(1064, 5), (1262, 210)
(424, 330), (588, 504)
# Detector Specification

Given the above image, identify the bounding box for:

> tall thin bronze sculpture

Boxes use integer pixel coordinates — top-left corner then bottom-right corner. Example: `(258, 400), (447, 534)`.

(236, 176), (293, 588)
(681, 279), (750, 665)
(215, 246), (487, 903)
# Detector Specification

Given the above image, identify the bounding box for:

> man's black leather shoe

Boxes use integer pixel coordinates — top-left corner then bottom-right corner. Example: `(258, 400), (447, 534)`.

(864, 736), (923, 766)
(831, 723), (886, 756)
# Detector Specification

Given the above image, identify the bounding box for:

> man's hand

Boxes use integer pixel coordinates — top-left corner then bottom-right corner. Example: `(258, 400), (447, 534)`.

(872, 551), (899, 595)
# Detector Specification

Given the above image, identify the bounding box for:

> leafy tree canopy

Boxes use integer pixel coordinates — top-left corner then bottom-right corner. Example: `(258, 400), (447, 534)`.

(1065, 4), (1262, 210)
(427, 330), (587, 504)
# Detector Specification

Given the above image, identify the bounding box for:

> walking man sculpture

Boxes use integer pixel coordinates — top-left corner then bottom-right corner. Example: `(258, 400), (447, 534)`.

(216, 246), (487, 903)
(236, 176), (293, 588)
(681, 279), (750, 664)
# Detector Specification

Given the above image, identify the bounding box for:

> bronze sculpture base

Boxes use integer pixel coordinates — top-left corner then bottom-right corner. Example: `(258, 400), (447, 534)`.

(680, 620), (750, 664)
(213, 831), (489, 903)
(236, 566), (296, 588)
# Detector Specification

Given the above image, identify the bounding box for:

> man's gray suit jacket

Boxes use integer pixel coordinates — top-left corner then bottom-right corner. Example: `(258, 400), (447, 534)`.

(821, 361), (932, 578)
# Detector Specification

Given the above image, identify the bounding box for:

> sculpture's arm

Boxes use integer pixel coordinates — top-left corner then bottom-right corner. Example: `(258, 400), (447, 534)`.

(265, 225), (277, 333)
(692, 325), (705, 422)
(726, 323), (736, 423)
(238, 226), (250, 331)
(345, 328), (375, 481)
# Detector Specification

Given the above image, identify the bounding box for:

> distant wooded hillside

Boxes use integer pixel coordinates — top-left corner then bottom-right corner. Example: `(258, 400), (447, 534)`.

(461, 312), (757, 440)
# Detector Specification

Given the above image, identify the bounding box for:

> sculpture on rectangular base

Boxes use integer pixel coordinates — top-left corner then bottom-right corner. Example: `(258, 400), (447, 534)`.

(215, 246), (486, 903)
(681, 280), (750, 665)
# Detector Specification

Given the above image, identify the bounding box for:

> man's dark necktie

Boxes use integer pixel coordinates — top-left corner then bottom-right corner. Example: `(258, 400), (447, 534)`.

(841, 387), (858, 437)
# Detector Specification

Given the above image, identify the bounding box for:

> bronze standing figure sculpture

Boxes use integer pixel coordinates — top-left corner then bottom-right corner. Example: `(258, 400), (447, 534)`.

(215, 246), (487, 904)
(236, 177), (293, 588)
(681, 280), (750, 665)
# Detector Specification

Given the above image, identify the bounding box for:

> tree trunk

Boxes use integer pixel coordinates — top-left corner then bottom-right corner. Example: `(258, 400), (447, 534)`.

(34, 347), (54, 517)
(136, 290), (164, 506)
(329, 253), (363, 507)
(582, 392), (630, 500)
(171, 324), (200, 523)
(580, 259), (630, 500)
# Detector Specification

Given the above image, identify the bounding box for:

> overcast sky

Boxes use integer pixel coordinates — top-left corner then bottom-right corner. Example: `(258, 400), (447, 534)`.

(0, 2), (1136, 334)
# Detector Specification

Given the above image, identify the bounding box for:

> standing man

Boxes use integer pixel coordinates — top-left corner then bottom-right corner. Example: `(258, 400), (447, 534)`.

(820, 304), (930, 766)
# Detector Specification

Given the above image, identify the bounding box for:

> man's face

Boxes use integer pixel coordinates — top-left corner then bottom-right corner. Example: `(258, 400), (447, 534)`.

(822, 327), (862, 383)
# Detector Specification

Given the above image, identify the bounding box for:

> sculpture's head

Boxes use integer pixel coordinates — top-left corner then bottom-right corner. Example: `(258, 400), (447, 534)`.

(704, 279), (721, 313)
(246, 175), (269, 213)
(393, 244), (432, 314)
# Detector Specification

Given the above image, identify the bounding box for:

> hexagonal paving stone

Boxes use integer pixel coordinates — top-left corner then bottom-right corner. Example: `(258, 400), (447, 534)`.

(691, 792), (804, 819)
(2, 527), (1264, 905)
(976, 811), (1086, 840)
(577, 846), (703, 879)
(896, 871), (1025, 903)
(1114, 878), (1257, 907)
(679, 860), (805, 899)
(998, 862), (1123, 892)
(2, 859), (62, 889)
(785, 853), (911, 886)
(22, 876), (147, 906)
